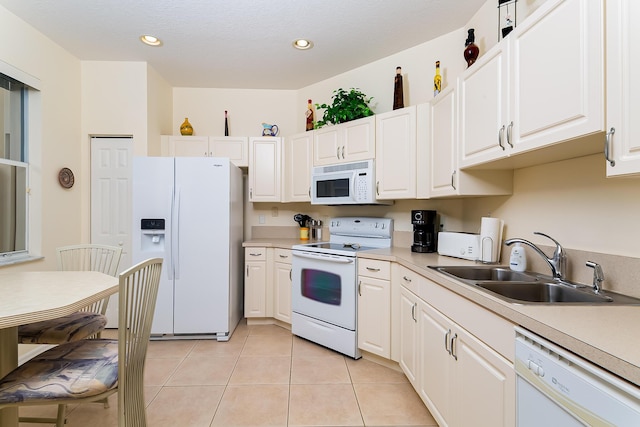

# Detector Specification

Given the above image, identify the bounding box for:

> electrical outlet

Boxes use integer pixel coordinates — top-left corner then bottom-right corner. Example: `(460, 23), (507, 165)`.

(271, 207), (279, 217)
(259, 215), (265, 224)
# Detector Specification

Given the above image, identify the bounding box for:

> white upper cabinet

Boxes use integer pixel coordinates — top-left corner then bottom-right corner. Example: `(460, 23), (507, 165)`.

(161, 135), (248, 167)
(605, 0), (640, 177)
(209, 136), (249, 167)
(429, 87), (513, 198)
(248, 137), (282, 202)
(375, 106), (417, 199)
(283, 131), (313, 202)
(313, 116), (375, 166)
(458, 0), (604, 169)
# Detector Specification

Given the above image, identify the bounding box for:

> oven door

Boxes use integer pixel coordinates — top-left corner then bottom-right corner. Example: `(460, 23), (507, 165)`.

(292, 250), (357, 330)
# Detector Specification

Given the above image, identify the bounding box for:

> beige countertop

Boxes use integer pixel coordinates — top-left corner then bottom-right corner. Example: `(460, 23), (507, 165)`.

(243, 240), (640, 387)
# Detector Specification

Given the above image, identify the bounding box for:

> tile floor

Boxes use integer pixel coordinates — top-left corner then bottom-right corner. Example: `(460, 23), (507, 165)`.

(20, 321), (437, 427)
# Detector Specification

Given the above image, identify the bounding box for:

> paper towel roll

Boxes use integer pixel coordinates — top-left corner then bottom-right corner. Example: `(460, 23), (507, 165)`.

(480, 217), (504, 263)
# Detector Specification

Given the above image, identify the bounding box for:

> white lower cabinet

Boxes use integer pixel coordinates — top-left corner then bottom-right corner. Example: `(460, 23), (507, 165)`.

(397, 265), (515, 427)
(357, 259), (391, 358)
(273, 248), (292, 324)
(244, 247), (268, 318)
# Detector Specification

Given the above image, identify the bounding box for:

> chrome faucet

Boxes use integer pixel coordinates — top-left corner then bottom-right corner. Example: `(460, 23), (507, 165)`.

(504, 232), (567, 280)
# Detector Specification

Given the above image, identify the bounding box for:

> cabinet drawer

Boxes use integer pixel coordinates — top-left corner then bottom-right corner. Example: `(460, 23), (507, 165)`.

(274, 248), (292, 264)
(245, 247), (266, 261)
(395, 264), (426, 295)
(358, 259), (391, 280)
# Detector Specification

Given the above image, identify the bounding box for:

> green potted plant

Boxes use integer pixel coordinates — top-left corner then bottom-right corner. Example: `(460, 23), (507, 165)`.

(315, 88), (374, 128)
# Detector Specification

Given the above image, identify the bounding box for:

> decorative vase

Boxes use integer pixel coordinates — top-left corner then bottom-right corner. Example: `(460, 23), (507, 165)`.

(463, 29), (480, 68)
(180, 118), (193, 136)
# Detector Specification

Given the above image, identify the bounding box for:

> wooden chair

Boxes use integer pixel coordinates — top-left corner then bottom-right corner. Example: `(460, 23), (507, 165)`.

(17, 244), (123, 344)
(0, 257), (163, 427)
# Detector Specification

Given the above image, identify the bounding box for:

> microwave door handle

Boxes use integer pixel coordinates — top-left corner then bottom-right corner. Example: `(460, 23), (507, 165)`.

(351, 172), (358, 201)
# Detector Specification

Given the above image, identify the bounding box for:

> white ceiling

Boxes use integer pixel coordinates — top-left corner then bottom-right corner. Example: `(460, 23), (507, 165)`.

(0, 0), (487, 89)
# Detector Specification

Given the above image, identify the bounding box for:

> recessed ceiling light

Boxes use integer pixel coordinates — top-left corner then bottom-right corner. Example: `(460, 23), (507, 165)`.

(140, 35), (162, 47)
(292, 39), (313, 50)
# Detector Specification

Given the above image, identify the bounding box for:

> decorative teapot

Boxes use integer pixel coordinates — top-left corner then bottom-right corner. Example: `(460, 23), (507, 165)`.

(261, 123), (279, 137)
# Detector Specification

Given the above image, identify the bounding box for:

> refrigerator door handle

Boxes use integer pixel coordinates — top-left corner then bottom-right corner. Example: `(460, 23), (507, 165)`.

(167, 188), (175, 281)
(174, 187), (181, 280)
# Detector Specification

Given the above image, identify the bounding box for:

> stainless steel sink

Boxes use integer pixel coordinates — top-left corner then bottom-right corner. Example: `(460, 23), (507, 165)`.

(475, 281), (614, 304)
(433, 265), (540, 282)
(430, 265), (640, 305)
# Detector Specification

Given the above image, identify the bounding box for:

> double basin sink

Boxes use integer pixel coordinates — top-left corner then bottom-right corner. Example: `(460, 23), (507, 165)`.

(431, 265), (640, 305)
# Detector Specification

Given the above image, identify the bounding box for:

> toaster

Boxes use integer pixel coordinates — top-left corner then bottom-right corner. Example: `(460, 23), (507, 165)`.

(437, 231), (480, 261)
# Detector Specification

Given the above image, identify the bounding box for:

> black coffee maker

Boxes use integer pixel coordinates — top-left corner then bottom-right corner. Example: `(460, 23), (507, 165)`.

(411, 210), (438, 253)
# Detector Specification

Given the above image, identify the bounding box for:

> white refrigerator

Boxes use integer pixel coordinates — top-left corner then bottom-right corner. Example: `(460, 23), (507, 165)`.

(132, 156), (243, 341)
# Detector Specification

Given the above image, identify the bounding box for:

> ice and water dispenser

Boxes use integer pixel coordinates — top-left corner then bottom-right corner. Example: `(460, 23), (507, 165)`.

(140, 218), (166, 252)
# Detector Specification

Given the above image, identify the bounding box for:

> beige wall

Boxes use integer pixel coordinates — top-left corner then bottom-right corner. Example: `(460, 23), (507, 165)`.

(0, 6), (82, 271)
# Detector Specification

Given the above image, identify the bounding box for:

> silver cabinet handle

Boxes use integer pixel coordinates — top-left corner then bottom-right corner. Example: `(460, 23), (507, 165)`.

(336, 147), (340, 159)
(605, 127), (616, 167)
(403, 275), (412, 283)
(246, 265), (249, 276)
(341, 146), (346, 159)
(506, 121), (514, 148)
(376, 181), (380, 196)
(498, 125), (505, 150)
(249, 252), (263, 256)
(358, 281), (362, 296)
(411, 302), (417, 322)
(451, 170), (457, 190)
(289, 269), (292, 281)
(450, 333), (458, 360)
(445, 329), (452, 355)
(366, 267), (380, 272)
(279, 254), (289, 259)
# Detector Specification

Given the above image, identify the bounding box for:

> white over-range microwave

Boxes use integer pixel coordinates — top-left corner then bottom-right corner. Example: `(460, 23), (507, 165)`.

(310, 159), (391, 205)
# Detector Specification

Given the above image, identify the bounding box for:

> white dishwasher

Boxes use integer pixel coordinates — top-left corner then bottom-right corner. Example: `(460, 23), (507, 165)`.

(515, 327), (640, 426)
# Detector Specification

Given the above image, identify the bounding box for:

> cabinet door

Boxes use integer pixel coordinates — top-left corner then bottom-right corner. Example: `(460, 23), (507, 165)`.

(510, 0), (603, 154)
(283, 132), (312, 202)
(375, 106), (417, 199)
(428, 87), (458, 197)
(313, 126), (341, 166)
(168, 136), (209, 157)
(454, 327), (515, 427)
(418, 300), (453, 427)
(357, 275), (391, 358)
(273, 261), (292, 324)
(248, 137), (282, 202)
(398, 286), (419, 386)
(245, 261), (266, 317)
(458, 42), (510, 168)
(342, 116), (375, 162)
(209, 136), (248, 167)
(606, 0), (640, 177)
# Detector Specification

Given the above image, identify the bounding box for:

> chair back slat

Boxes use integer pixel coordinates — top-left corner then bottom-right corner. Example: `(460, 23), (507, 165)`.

(117, 258), (162, 427)
(56, 244), (123, 315)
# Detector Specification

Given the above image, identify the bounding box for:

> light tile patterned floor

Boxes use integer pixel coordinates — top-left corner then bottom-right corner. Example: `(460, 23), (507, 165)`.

(20, 321), (437, 427)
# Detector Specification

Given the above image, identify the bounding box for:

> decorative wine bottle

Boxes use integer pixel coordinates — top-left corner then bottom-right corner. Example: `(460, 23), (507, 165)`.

(224, 110), (229, 136)
(305, 99), (314, 131)
(464, 29), (480, 68)
(393, 66), (404, 110)
(433, 61), (442, 97)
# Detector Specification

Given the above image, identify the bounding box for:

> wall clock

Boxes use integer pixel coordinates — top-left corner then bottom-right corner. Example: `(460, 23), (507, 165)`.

(58, 167), (75, 189)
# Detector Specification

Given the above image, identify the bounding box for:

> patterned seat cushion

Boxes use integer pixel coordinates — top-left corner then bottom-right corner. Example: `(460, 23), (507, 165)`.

(0, 339), (118, 404)
(18, 311), (107, 344)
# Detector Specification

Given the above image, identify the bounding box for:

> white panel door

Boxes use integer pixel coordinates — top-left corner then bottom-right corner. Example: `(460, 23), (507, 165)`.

(90, 136), (132, 327)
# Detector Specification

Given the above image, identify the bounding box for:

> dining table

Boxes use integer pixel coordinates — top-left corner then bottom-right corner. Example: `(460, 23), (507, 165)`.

(0, 270), (119, 427)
